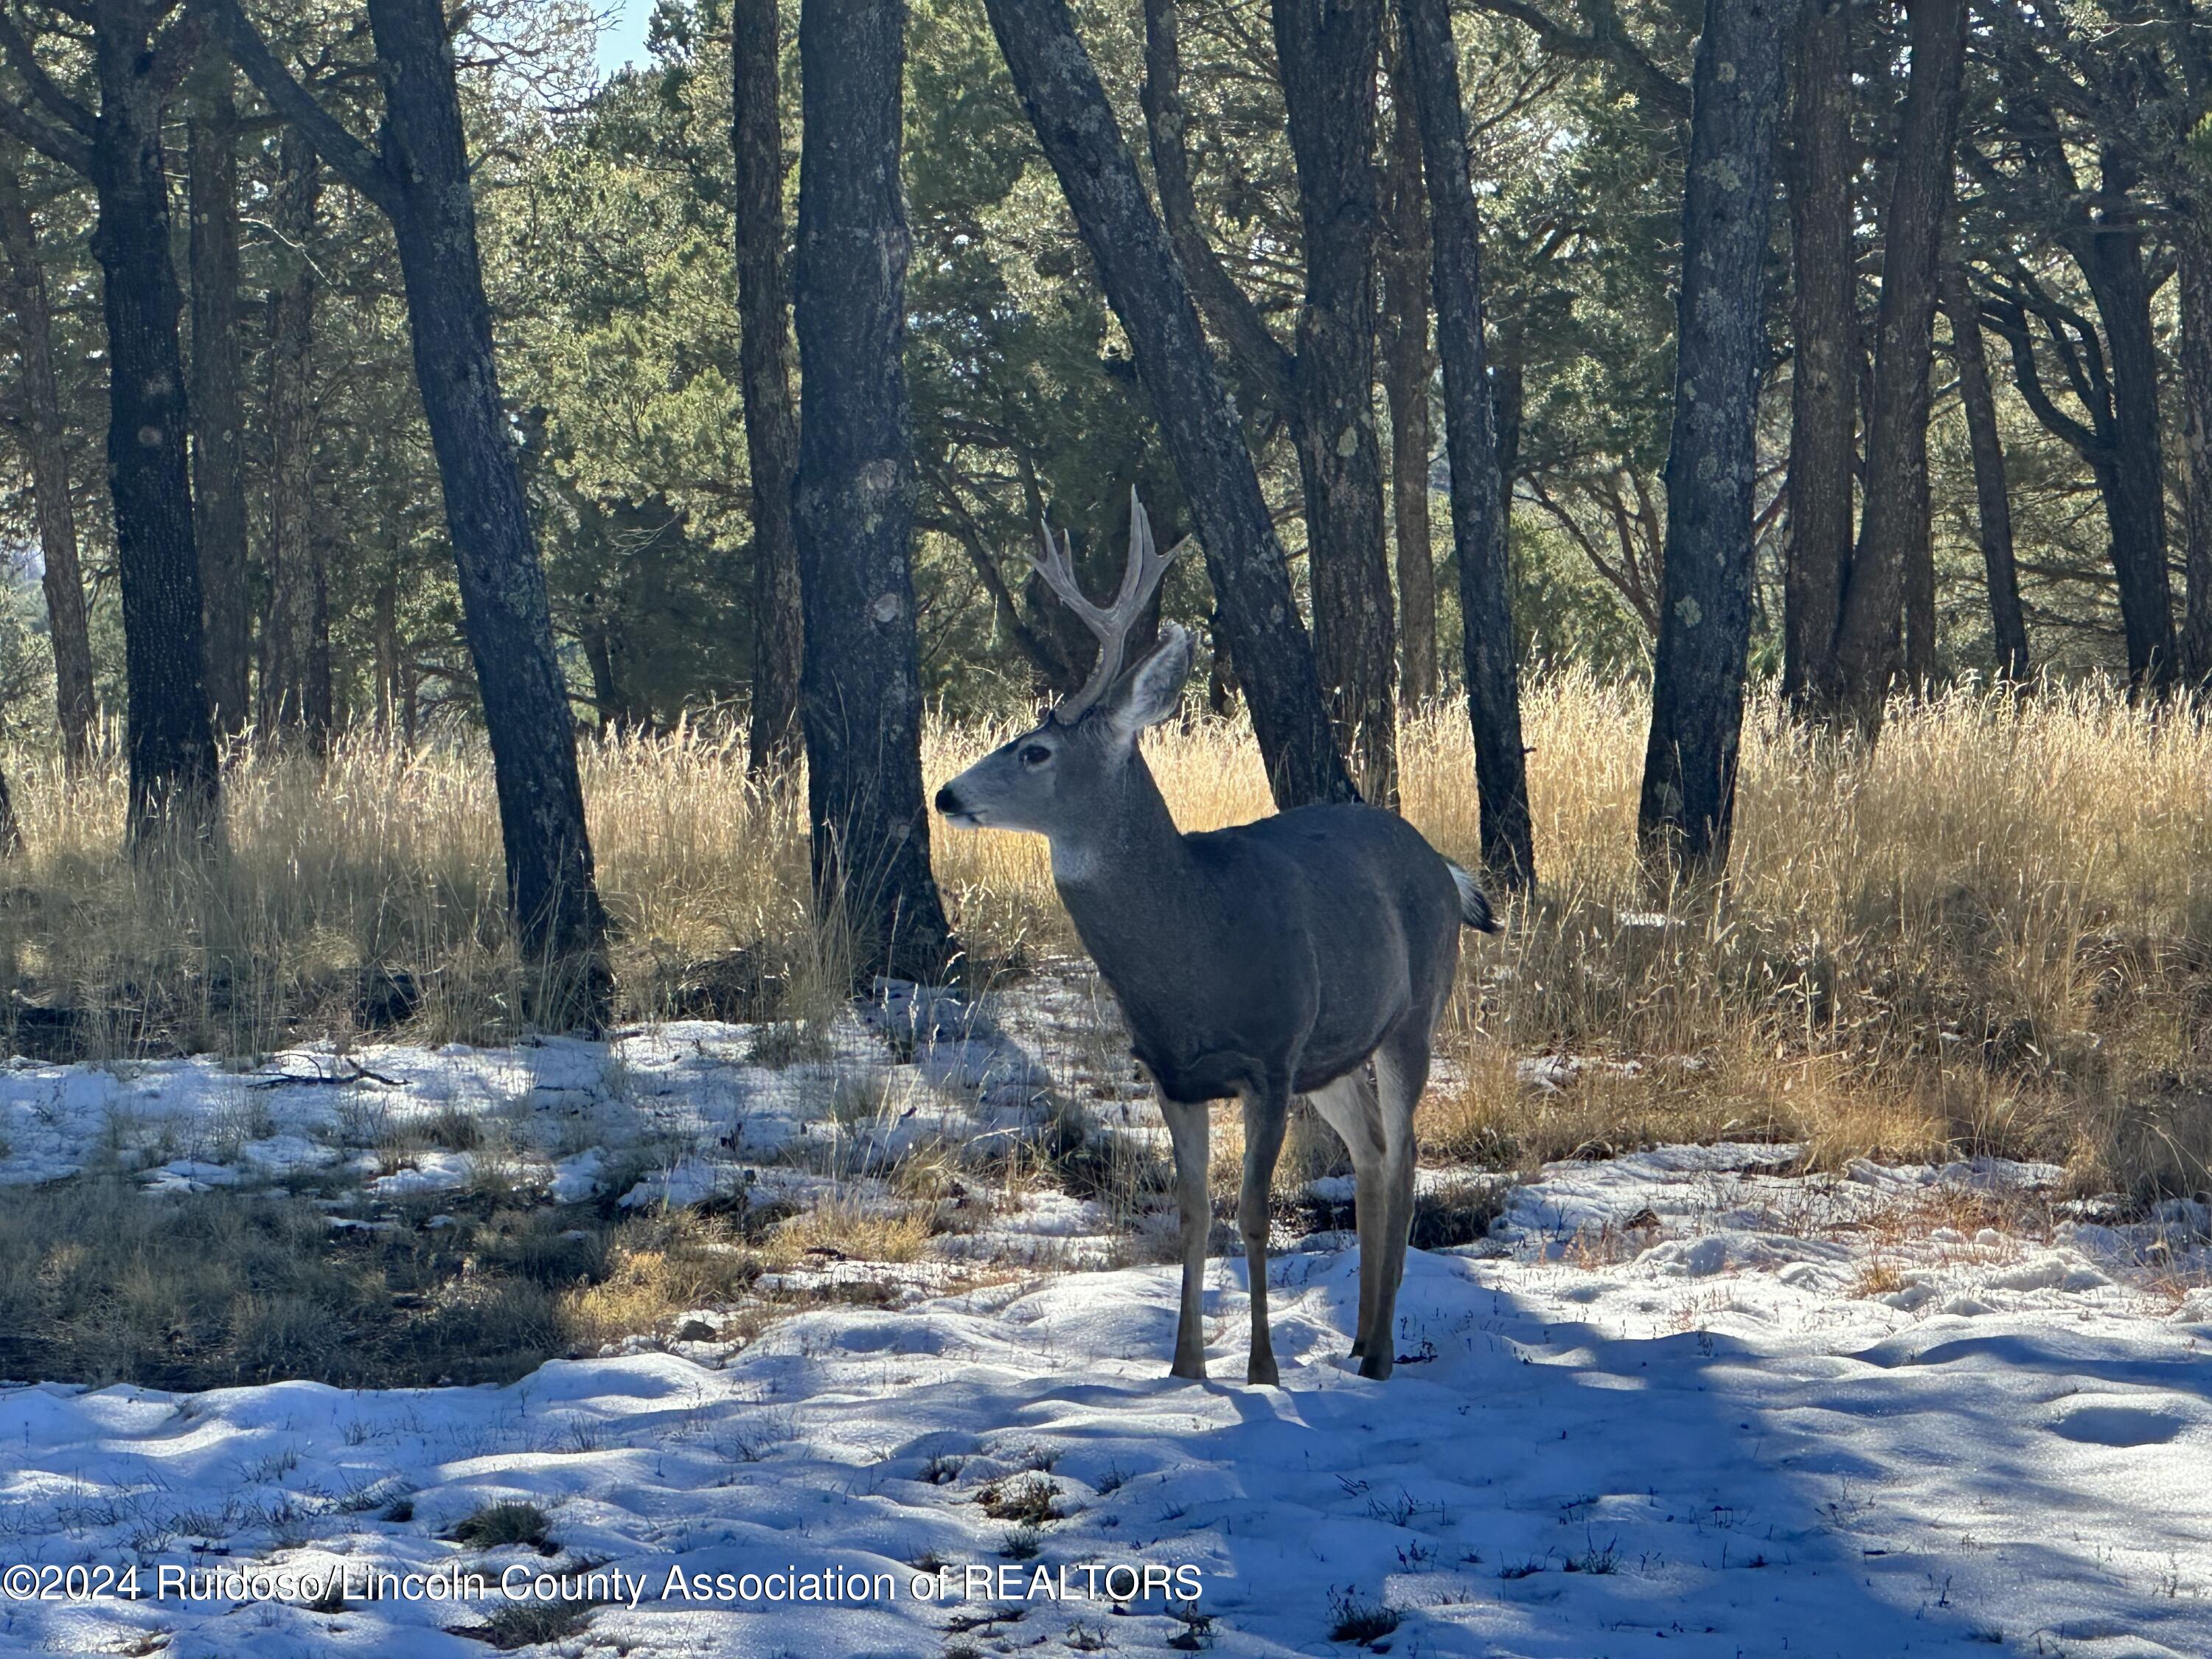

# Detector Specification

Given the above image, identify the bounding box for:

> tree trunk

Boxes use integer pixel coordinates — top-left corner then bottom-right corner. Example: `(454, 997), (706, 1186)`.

(260, 125), (320, 738)
(732, 0), (804, 778)
(1781, 0), (1852, 714)
(1139, 0), (1295, 416)
(372, 565), (398, 734)
(187, 41), (249, 737)
(1942, 259), (2028, 682)
(1396, 0), (1534, 887)
(0, 161), (95, 766)
(0, 764), (21, 859)
(1380, 20), (1436, 708)
(365, 0), (608, 1017)
(1276, 0), (1396, 804)
(1636, 0), (1797, 879)
(1832, 0), (1964, 728)
(308, 549), (332, 731)
(2077, 155), (2177, 692)
(2180, 212), (2212, 690)
(791, 0), (959, 984)
(984, 0), (1356, 808)
(580, 604), (621, 731)
(89, 3), (221, 843)
(1986, 60), (2176, 694)
(215, 0), (611, 1017)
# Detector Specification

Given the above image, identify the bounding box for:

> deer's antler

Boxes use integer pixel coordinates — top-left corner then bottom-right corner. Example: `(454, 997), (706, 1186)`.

(1032, 489), (1180, 721)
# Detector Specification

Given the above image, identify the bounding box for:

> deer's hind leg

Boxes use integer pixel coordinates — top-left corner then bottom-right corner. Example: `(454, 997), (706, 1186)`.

(1361, 1025), (1435, 1382)
(1158, 1095), (1211, 1380)
(1304, 1069), (1387, 1363)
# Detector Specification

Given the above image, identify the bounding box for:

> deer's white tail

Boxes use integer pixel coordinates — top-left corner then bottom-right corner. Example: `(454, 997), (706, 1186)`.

(1447, 862), (1500, 933)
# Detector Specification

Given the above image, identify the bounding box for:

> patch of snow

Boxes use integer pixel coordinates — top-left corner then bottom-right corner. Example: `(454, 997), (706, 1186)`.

(1515, 1052), (1644, 1091)
(619, 1158), (740, 1211)
(370, 1151), (478, 1197)
(237, 1133), (339, 1173)
(1984, 1250), (2112, 1293)
(0, 1147), (2206, 1656)
(4, 979), (2211, 1655)
(1638, 1231), (1786, 1279)
(139, 1158), (242, 1196)
(549, 1148), (606, 1203)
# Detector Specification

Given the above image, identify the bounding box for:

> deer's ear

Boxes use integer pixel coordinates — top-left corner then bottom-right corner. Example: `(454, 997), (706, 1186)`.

(1111, 623), (1194, 737)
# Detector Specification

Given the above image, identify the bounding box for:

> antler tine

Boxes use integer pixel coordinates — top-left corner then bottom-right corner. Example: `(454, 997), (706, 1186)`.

(1029, 490), (1180, 720)
(1030, 518), (1103, 626)
(1102, 490), (1172, 630)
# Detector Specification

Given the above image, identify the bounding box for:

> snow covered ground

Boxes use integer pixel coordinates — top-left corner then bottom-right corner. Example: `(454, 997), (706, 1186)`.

(1, 992), (2210, 1657)
(0, 981), (1061, 1201)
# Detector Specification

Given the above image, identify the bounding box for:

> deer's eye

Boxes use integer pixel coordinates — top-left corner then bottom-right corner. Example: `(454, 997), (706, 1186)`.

(1019, 744), (1053, 768)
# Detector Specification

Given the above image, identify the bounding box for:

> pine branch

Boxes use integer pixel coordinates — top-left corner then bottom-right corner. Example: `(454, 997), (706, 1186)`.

(195, 0), (396, 215)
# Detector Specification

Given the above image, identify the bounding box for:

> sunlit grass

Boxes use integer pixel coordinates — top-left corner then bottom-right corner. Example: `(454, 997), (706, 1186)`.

(6, 674), (2209, 1195)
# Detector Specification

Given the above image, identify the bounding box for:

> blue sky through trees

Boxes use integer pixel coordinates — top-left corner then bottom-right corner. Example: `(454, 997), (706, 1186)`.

(595, 0), (652, 75)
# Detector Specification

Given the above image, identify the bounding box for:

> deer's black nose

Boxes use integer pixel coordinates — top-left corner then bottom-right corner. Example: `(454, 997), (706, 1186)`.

(935, 785), (963, 815)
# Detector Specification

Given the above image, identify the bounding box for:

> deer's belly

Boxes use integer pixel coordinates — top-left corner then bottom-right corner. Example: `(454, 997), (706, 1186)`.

(1133, 1043), (1262, 1105)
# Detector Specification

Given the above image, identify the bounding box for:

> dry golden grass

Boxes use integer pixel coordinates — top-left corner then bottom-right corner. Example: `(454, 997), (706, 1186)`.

(554, 1211), (760, 1354)
(4, 675), (2209, 1197)
(939, 676), (2212, 1196)
(0, 1170), (960, 1388)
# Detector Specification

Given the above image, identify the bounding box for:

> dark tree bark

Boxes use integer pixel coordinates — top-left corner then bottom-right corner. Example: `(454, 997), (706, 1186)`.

(87, 2), (221, 841)
(731, 0), (804, 778)
(1636, 0), (1798, 879)
(258, 124), (320, 738)
(1144, 0), (1394, 798)
(1492, 352), (1523, 479)
(1942, 259), (2028, 683)
(307, 540), (331, 730)
(2181, 212), (2212, 689)
(1463, 0), (1690, 118)
(790, 0), (958, 984)
(580, 603), (622, 732)
(212, 0), (609, 1021)
(187, 40), (248, 736)
(1380, 21), (1436, 708)
(1396, 0), (1534, 887)
(1985, 55), (2174, 692)
(0, 160), (95, 765)
(0, 3), (222, 832)
(983, 0), (1356, 808)
(372, 563), (397, 733)
(1275, 0), (1396, 803)
(2167, 25), (2212, 693)
(2077, 155), (2177, 693)
(1831, 0), (1965, 728)
(1983, 199), (2176, 693)
(1138, 0), (1295, 413)
(0, 763), (21, 858)
(1781, 0), (1852, 714)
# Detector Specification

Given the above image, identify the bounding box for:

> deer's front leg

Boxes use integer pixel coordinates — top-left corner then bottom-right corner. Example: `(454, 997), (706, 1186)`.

(1237, 1085), (1290, 1387)
(1159, 1096), (1211, 1380)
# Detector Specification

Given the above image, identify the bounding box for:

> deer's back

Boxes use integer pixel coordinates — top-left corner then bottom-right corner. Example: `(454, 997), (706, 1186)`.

(1177, 803), (1462, 1091)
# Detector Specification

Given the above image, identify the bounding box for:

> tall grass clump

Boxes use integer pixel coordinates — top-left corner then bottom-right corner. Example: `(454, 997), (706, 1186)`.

(934, 675), (2212, 1197)
(2, 677), (2207, 1197)
(0, 719), (818, 1054)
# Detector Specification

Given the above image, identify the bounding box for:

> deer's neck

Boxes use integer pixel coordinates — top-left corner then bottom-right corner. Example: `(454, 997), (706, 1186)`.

(1048, 756), (1203, 954)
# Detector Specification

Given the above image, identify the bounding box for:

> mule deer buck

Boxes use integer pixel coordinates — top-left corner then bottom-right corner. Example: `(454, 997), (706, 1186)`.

(935, 494), (1496, 1383)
